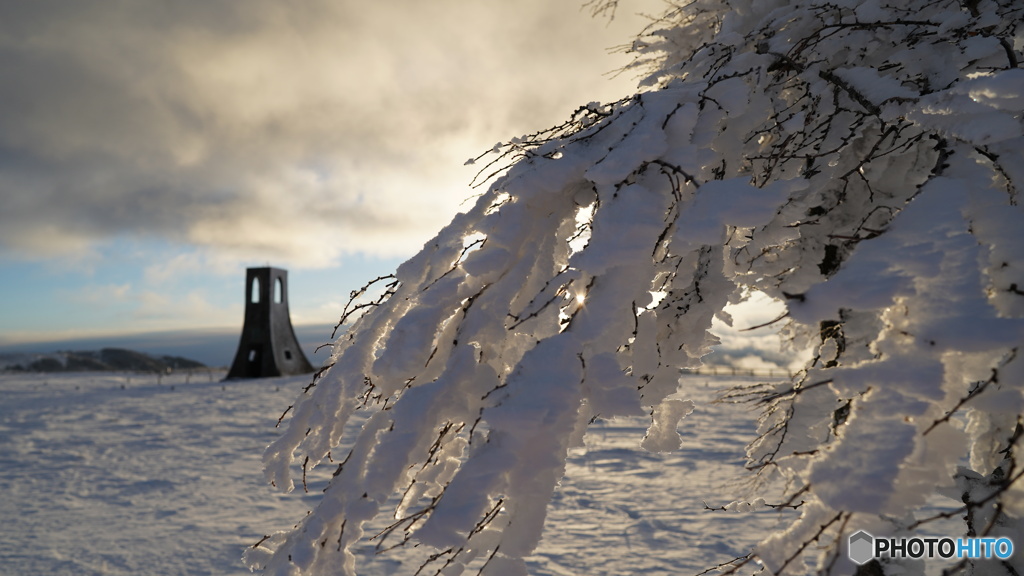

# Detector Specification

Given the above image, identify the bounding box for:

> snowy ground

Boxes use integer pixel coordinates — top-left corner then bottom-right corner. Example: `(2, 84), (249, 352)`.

(0, 370), (792, 576)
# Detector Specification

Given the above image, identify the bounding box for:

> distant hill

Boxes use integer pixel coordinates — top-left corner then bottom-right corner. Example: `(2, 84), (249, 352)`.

(1, 348), (206, 373)
(0, 323), (338, 369)
(0, 324), (798, 376)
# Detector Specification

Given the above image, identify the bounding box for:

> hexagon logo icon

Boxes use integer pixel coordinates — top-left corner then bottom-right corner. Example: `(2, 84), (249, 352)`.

(848, 530), (874, 565)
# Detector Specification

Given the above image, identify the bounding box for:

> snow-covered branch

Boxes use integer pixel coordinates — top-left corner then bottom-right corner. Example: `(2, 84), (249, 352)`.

(247, 1), (1024, 574)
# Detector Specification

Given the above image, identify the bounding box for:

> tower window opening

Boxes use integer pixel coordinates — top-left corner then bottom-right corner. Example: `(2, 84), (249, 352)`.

(251, 277), (261, 303)
(275, 277), (283, 303)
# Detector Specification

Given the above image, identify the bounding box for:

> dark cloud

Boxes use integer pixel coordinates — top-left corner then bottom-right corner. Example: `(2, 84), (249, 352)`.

(0, 0), (657, 266)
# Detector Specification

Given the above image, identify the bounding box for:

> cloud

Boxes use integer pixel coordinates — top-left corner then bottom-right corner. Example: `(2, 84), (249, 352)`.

(732, 354), (785, 372)
(708, 291), (816, 372)
(0, 1), (657, 268)
(68, 282), (133, 305)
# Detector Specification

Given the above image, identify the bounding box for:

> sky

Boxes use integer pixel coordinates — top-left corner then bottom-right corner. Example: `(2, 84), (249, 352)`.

(0, 0), (677, 348)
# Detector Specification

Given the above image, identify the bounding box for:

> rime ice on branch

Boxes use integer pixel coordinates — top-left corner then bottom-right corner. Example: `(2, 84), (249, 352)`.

(247, 1), (1024, 575)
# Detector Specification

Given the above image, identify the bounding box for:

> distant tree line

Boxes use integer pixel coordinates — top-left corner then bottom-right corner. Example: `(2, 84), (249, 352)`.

(5, 348), (205, 373)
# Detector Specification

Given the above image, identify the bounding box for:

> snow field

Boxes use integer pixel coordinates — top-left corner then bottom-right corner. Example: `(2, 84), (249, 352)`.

(0, 370), (306, 576)
(0, 370), (788, 575)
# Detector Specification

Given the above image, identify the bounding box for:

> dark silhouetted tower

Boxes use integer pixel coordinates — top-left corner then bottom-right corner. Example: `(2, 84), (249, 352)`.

(227, 267), (314, 379)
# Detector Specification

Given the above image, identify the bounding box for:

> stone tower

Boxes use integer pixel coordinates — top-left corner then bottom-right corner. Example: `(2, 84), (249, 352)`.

(226, 267), (315, 379)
